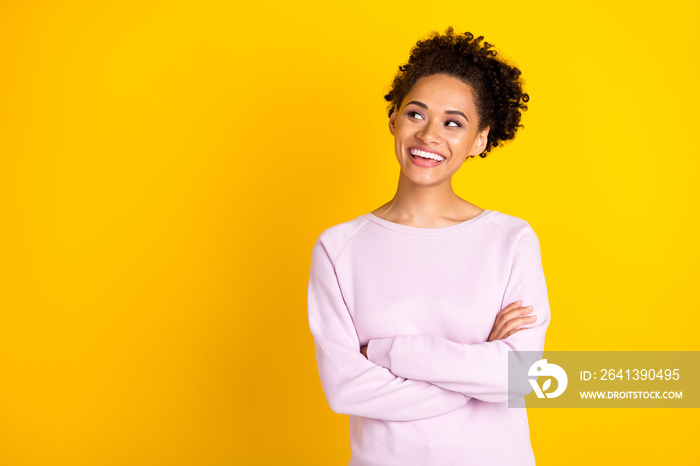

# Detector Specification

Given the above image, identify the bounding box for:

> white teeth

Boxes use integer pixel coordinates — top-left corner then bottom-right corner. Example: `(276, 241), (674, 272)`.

(410, 148), (445, 162)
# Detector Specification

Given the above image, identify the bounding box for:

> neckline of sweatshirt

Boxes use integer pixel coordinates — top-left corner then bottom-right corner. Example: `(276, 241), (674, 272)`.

(362, 209), (494, 236)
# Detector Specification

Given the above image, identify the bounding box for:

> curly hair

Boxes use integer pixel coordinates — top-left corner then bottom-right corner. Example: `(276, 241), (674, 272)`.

(384, 27), (529, 157)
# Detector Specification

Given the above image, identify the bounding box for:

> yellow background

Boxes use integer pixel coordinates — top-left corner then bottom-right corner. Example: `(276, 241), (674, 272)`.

(1, 0), (698, 464)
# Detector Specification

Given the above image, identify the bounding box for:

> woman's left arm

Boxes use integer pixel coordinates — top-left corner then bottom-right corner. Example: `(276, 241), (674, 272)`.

(365, 227), (551, 403)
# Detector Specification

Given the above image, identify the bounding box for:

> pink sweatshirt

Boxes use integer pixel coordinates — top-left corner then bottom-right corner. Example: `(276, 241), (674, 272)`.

(307, 210), (550, 465)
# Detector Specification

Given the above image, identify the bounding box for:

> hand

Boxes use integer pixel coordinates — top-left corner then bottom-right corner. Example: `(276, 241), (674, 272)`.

(360, 345), (368, 358)
(487, 300), (537, 342)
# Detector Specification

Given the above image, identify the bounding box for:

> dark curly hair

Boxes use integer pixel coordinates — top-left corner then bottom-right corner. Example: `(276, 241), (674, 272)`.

(384, 27), (529, 157)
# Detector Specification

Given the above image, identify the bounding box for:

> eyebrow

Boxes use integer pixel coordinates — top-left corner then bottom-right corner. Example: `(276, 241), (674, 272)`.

(406, 101), (469, 122)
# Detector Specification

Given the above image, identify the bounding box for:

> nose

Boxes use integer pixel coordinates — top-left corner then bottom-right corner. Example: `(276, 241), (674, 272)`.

(416, 119), (442, 144)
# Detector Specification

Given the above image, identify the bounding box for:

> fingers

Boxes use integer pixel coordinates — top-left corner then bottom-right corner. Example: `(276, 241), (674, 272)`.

(500, 314), (537, 336)
(488, 319), (534, 342)
(504, 327), (529, 339)
(489, 300), (537, 342)
(500, 300), (524, 314)
(498, 301), (532, 317)
(494, 301), (534, 326)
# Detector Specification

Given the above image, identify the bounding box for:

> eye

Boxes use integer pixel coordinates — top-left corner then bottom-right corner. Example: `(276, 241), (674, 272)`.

(407, 111), (424, 120)
(445, 120), (462, 128)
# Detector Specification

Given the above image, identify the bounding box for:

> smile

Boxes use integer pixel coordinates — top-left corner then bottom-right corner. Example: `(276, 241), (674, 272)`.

(410, 148), (445, 162)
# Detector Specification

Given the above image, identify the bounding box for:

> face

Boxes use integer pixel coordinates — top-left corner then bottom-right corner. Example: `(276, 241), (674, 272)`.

(389, 73), (490, 187)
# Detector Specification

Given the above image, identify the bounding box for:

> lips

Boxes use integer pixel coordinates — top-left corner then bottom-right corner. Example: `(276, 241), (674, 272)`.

(410, 147), (445, 162)
(407, 146), (446, 168)
(408, 147), (445, 167)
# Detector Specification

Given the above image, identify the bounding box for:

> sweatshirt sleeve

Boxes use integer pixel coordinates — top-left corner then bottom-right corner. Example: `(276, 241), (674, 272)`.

(365, 227), (550, 403)
(307, 235), (469, 421)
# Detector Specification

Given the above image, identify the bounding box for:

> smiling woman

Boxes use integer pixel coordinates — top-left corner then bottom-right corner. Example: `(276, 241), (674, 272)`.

(307, 27), (549, 466)
(389, 74), (490, 185)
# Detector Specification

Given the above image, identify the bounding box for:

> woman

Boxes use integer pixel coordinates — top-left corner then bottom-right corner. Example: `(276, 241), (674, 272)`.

(307, 27), (550, 466)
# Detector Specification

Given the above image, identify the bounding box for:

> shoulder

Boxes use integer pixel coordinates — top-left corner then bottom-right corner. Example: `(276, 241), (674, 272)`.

(482, 210), (538, 241)
(313, 215), (369, 263)
(481, 212), (545, 265)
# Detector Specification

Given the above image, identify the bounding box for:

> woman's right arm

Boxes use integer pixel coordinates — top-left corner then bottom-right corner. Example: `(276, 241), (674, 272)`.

(307, 237), (469, 422)
(360, 300), (534, 356)
(363, 226), (550, 403)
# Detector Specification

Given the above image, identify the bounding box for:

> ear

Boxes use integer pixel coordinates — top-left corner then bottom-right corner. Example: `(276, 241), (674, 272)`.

(388, 110), (398, 136)
(469, 126), (490, 156)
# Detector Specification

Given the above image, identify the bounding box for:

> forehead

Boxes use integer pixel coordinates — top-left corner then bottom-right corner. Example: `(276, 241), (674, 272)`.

(403, 73), (478, 114)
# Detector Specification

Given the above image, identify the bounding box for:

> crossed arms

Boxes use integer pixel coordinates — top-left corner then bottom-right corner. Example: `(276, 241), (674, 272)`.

(307, 228), (550, 422)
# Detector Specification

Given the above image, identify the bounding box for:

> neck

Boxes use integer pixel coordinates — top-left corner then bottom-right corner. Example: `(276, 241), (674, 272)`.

(375, 172), (479, 227)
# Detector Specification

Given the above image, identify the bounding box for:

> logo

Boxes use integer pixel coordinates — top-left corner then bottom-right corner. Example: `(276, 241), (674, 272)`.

(528, 359), (568, 398)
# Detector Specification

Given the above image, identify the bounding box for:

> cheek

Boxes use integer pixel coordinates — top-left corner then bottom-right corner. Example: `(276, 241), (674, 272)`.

(393, 126), (412, 145)
(393, 131), (406, 156)
(447, 134), (478, 158)
(446, 132), (470, 148)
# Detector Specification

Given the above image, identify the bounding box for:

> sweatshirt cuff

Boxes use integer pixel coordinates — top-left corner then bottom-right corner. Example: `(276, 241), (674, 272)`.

(366, 338), (394, 369)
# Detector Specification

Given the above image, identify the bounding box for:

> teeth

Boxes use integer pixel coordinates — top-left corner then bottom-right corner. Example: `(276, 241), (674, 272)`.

(410, 148), (445, 162)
